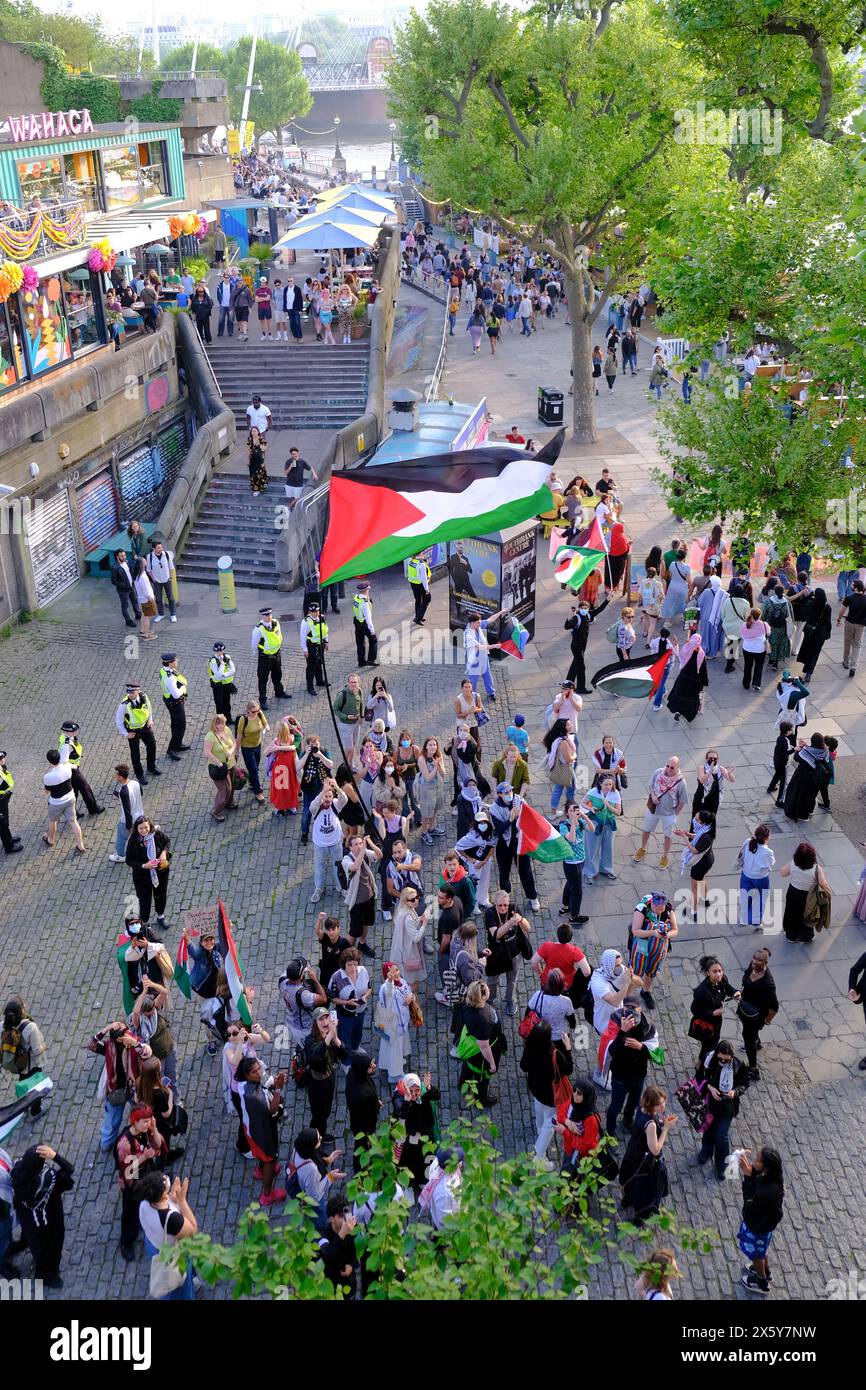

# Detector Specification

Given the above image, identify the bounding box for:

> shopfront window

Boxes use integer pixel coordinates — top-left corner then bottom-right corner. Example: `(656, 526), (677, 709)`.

(63, 270), (102, 354)
(21, 274), (71, 376)
(64, 152), (101, 213)
(101, 145), (141, 210)
(139, 141), (167, 199)
(0, 303), (20, 394)
(16, 156), (65, 209)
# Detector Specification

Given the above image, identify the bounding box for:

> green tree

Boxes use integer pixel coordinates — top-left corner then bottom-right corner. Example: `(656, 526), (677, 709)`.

(173, 1111), (714, 1300)
(226, 37), (312, 144)
(0, 1), (150, 74)
(388, 0), (696, 443)
(160, 42), (228, 77)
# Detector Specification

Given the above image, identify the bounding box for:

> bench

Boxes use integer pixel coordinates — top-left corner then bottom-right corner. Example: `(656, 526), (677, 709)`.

(86, 522), (157, 578)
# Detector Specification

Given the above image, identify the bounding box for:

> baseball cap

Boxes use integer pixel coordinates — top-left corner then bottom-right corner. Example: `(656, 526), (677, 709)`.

(496, 781), (512, 795)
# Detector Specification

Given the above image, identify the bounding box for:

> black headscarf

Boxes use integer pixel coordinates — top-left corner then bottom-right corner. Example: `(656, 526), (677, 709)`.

(293, 1127), (326, 1174)
(568, 1077), (598, 1122)
(345, 1052), (377, 1105)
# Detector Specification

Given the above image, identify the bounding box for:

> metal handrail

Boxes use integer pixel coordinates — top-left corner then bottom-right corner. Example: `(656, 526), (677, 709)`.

(426, 290), (451, 404)
(118, 70), (223, 81)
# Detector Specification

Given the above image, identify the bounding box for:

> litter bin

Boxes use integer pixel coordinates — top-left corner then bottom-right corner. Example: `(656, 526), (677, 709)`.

(538, 387), (564, 425)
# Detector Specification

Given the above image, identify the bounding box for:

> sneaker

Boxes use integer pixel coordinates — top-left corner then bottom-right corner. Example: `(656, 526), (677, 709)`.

(451, 806), (458, 817)
(421, 831), (434, 845)
(435, 991), (448, 1006)
(108, 853), (124, 863)
(260, 1188), (287, 1206)
(254, 1162), (282, 1180)
(310, 890), (322, 904)
(449, 1045), (460, 1058)
(153, 614), (164, 623)
(206, 1041), (218, 1057)
(572, 914), (590, 924)
(170, 615), (177, 623)
(859, 1057), (866, 1071)
(633, 847), (646, 862)
(747, 1066), (760, 1080)
(382, 910), (392, 921)
(433, 826), (447, 836)
(740, 1271), (769, 1295)
(358, 942), (375, 959)
(659, 855), (670, 870)
(505, 1002), (517, 1017)
(528, 898), (541, 911)
(423, 938), (435, 954)
(600, 871), (618, 881)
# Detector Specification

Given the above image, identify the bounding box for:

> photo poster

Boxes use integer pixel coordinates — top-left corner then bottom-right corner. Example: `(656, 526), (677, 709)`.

(499, 526), (537, 643)
(448, 536), (501, 629)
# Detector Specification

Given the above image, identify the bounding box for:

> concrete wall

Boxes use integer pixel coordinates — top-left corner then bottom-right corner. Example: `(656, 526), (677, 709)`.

(305, 88), (390, 137)
(0, 42), (46, 120)
(183, 153), (235, 205)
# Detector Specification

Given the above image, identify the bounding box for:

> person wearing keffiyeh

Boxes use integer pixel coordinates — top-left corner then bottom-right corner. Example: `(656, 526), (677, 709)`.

(124, 816), (171, 926)
(11, 1143), (74, 1287)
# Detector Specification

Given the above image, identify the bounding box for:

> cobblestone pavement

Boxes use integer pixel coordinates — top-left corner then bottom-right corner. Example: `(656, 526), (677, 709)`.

(1, 300), (865, 1302)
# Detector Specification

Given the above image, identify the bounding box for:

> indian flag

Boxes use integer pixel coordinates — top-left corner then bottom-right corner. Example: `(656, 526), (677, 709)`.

(319, 431), (564, 585)
(591, 647), (673, 698)
(217, 899), (252, 1027)
(500, 615), (529, 659)
(517, 801), (572, 863)
(173, 934), (192, 1000)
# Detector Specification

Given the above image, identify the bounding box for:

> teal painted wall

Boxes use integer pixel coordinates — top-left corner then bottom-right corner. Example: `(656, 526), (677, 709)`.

(0, 126), (184, 204)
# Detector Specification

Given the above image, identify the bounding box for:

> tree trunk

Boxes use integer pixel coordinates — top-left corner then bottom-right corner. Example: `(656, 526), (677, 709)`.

(560, 263), (597, 444)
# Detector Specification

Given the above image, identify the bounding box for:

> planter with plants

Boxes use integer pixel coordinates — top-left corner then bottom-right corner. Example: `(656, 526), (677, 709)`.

(182, 256), (210, 285)
(351, 291), (369, 339)
(248, 242), (274, 282)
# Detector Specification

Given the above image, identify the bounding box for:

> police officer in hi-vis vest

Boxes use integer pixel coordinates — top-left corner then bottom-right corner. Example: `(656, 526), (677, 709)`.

(115, 681), (161, 784)
(299, 602), (329, 696)
(352, 581), (378, 667)
(407, 553), (432, 625)
(159, 654), (190, 762)
(58, 720), (105, 816)
(0, 750), (22, 852)
(208, 641), (236, 721)
(251, 606), (289, 710)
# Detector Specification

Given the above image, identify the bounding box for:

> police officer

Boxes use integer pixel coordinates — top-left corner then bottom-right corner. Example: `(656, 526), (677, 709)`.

(208, 641), (236, 720)
(407, 553), (432, 625)
(0, 750), (22, 853)
(251, 606), (289, 709)
(299, 602), (329, 696)
(58, 720), (105, 816)
(352, 581), (378, 667)
(115, 682), (161, 785)
(159, 654), (189, 762)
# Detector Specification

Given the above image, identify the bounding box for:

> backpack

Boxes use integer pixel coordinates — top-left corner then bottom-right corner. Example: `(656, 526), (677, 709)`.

(1, 1026), (27, 1075)
(336, 857), (350, 892)
(290, 1040), (311, 1089)
(604, 620), (620, 644)
(518, 992), (545, 1040)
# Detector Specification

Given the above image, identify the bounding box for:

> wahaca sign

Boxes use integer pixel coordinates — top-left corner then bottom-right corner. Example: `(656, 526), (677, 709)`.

(8, 109), (94, 141)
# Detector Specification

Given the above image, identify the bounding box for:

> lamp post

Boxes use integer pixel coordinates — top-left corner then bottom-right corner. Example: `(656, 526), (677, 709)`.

(388, 120), (398, 182)
(331, 114), (346, 177)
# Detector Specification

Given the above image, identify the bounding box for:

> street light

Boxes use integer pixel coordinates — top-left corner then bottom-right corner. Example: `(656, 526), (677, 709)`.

(334, 115), (342, 159)
(389, 120), (397, 164)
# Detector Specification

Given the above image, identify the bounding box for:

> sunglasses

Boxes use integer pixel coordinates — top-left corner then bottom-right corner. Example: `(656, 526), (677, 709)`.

(406, 895), (418, 902)
(227, 1030), (240, 1038)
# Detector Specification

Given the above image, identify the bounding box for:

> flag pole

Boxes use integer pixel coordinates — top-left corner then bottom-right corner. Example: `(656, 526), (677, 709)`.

(317, 630), (376, 838)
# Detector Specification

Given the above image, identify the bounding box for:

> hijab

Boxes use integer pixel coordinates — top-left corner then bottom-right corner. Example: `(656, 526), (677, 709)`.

(678, 630), (705, 669)
(596, 948), (624, 987)
(346, 1052), (377, 1107)
(568, 1077), (598, 1121)
(809, 587), (828, 620)
(293, 1127), (323, 1166)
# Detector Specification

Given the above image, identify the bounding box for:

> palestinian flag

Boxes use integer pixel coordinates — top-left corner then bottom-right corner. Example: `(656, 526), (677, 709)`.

(319, 430), (564, 585)
(572, 516), (608, 554)
(217, 900), (252, 1027)
(517, 801), (572, 863)
(591, 647), (673, 698)
(173, 934), (192, 1000)
(553, 516), (607, 592)
(500, 615), (529, 660)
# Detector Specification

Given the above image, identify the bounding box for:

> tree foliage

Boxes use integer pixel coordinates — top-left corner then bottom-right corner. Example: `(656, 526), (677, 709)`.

(160, 42), (228, 77)
(226, 38), (312, 140)
(0, 0), (151, 74)
(174, 1111), (714, 1301)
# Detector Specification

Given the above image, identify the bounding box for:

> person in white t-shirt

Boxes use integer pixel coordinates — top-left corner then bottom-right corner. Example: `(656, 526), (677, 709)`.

(246, 395), (271, 435)
(43, 748), (86, 853)
(309, 782), (348, 902)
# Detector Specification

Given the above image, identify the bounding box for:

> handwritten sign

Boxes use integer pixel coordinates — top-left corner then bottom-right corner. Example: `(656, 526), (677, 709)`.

(182, 906), (219, 938)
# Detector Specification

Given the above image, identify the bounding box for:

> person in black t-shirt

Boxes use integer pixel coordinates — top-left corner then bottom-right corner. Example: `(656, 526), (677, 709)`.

(318, 1196), (359, 1296)
(298, 737), (334, 843)
(837, 579), (866, 676)
(315, 913), (353, 991)
(434, 884), (464, 1003)
(284, 447), (319, 509)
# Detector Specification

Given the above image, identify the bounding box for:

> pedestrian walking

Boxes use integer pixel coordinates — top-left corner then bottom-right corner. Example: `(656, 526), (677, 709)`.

(110, 549), (141, 628)
(235, 699), (269, 805)
(738, 948), (778, 1078)
(42, 748), (87, 854)
(667, 630), (709, 722)
(837, 578), (866, 676)
(736, 824), (775, 928)
(125, 816), (171, 926)
(634, 757), (688, 871)
(796, 588), (832, 678)
(780, 841), (830, 942)
(191, 283), (213, 342)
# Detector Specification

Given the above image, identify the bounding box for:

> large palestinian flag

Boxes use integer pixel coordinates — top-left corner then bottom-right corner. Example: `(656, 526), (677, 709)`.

(217, 899), (252, 1027)
(517, 801), (572, 863)
(591, 647), (673, 698)
(553, 516), (607, 592)
(319, 430), (564, 585)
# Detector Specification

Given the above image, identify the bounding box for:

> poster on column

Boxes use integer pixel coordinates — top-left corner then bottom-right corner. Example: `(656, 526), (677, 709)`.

(500, 525), (536, 642)
(448, 537), (500, 628)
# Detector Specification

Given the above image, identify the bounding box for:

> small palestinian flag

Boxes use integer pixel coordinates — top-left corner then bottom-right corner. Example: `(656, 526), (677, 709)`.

(217, 899), (252, 1027)
(517, 801), (572, 863)
(173, 933), (192, 1000)
(500, 615), (529, 660)
(319, 430), (564, 585)
(591, 647), (673, 698)
(571, 516), (608, 554)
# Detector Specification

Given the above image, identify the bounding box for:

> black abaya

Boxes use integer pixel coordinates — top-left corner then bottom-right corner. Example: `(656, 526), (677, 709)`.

(783, 751), (830, 822)
(667, 652), (709, 723)
(796, 606), (832, 676)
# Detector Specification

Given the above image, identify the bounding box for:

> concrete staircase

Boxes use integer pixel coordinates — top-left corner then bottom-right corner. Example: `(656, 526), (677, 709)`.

(204, 338), (369, 430)
(175, 474), (282, 590)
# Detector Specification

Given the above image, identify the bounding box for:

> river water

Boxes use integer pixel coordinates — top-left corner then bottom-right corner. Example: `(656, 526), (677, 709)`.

(293, 138), (397, 181)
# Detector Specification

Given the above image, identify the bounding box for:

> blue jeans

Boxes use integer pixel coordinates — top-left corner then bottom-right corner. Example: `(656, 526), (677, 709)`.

(650, 383), (662, 400)
(699, 1111), (733, 1176)
(337, 1009), (365, 1052)
(469, 668), (495, 697)
(838, 571), (858, 600)
(520, 320), (531, 335)
(217, 305), (234, 336)
(241, 744), (262, 796)
(100, 1098), (127, 1151)
(682, 379), (692, 403)
(300, 788), (317, 838)
(549, 779), (574, 812)
(699, 359), (710, 382)
(584, 824), (615, 879)
(739, 873), (770, 926)
(115, 819), (130, 857)
(606, 1077), (642, 1136)
(448, 313), (456, 334)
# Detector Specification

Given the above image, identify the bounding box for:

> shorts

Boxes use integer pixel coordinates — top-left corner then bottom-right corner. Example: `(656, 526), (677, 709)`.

(48, 801), (77, 825)
(274, 310), (288, 323)
(285, 484), (303, 501)
(642, 809), (678, 835)
(245, 1131), (275, 1164)
(257, 306), (272, 320)
(737, 1222), (773, 1259)
(235, 307), (249, 323)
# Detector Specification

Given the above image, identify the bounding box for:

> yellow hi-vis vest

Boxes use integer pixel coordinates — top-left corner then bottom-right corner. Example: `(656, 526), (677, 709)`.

(209, 656), (233, 684)
(306, 620), (328, 645)
(258, 621), (282, 655)
(160, 667), (188, 699)
(0, 766), (12, 795)
(407, 557), (421, 584)
(352, 594), (370, 624)
(58, 735), (83, 766)
(123, 695), (152, 730)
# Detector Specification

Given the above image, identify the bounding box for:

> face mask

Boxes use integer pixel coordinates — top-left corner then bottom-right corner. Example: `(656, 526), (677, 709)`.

(502, 793), (513, 804)
(400, 740), (410, 749)
(384, 765), (395, 776)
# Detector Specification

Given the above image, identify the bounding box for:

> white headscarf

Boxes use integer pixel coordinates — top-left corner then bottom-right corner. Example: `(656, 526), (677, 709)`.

(597, 948), (624, 986)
